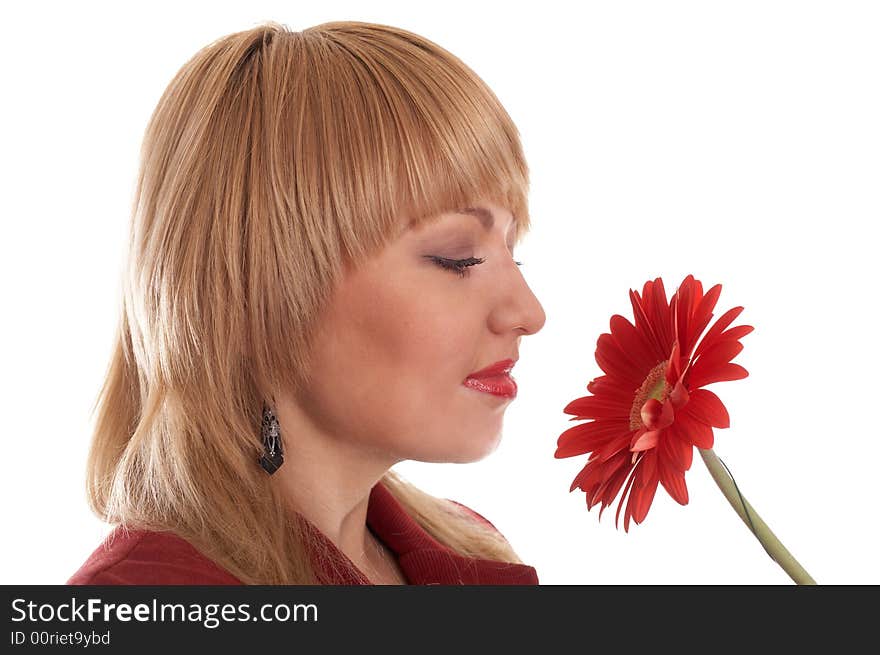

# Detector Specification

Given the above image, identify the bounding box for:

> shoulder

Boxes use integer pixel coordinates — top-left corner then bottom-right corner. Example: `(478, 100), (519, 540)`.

(67, 526), (242, 585)
(440, 499), (540, 585)
(446, 499), (504, 535)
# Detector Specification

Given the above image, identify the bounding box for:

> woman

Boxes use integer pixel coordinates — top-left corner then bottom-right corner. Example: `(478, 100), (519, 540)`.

(68, 19), (545, 586)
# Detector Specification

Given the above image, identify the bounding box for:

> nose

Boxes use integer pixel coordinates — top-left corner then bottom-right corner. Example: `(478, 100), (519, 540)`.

(489, 257), (546, 337)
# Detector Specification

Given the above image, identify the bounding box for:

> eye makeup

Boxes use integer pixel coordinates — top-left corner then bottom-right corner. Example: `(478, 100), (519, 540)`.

(424, 255), (523, 279)
(427, 256), (485, 278)
(413, 216), (521, 279)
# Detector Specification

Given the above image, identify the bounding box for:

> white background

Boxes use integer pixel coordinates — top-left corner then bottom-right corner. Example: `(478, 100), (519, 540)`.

(2, 1), (877, 585)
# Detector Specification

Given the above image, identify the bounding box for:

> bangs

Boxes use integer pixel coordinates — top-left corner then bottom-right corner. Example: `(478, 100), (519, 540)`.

(279, 22), (530, 263)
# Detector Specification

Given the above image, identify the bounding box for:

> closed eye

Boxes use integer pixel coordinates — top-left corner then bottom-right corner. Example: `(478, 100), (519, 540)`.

(426, 256), (523, 278)
(428, 256), (483, 278)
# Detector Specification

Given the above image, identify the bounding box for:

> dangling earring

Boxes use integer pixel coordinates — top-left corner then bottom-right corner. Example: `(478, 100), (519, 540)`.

(259, 402), (284, 474)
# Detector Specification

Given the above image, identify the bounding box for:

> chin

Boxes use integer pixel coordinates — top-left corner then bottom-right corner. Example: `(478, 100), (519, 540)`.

(439, 437), (503, 464)
(397, 420), (503, 463)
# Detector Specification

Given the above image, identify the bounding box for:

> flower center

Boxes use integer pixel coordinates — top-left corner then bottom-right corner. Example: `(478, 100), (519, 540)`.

(629, 360), (671, 431)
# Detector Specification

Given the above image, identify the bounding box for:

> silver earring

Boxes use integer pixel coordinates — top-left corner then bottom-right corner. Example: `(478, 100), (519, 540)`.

(259, 403), (284, 474)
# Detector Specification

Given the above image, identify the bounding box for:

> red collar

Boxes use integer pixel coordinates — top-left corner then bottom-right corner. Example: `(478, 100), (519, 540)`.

(304, 480), (539, 585)
(70, 482), (539, 586)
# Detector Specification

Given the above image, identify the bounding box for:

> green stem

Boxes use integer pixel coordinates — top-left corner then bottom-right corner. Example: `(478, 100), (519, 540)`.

(698, 448), (816, 585)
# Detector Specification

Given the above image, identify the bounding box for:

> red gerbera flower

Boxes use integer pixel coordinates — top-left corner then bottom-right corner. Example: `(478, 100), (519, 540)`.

(556, 274), (753, 531)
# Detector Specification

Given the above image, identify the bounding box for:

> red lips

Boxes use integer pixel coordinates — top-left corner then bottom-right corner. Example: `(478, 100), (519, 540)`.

(466, 358), (516, 379)
(464, 358), (517, 398)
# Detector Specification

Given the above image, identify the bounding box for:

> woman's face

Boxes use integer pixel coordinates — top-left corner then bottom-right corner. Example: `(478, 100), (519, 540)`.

(293, 199), (546, 465)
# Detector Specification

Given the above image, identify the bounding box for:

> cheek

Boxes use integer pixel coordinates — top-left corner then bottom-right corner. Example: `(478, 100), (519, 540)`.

(338, 267), (471, 384)
(354, 299), (502, 463)
(361, 292), (471, 405)
(307, 260), (503, 462)
(305, 272), (477, 445)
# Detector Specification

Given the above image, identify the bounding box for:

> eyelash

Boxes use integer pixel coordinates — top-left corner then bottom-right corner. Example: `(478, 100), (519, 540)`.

(429, 256), (524, 278)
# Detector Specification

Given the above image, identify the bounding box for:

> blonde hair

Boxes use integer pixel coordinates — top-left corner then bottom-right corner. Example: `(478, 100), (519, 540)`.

(86, 20), (532, 584)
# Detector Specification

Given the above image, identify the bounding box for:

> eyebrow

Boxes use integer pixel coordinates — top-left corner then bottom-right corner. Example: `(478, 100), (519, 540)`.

(455, 206), (495, 231)
(455, 206), (518, 247)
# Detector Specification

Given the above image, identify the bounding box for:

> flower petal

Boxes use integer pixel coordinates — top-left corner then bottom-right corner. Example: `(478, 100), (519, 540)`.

(596, 333), (646, 384)
(609, 314), (660, 373)
(563, 395), (629, 419)
(597, 432), (637, 462)
(648, 278), (673, 349)
(720, 324), (754, 341)
(671, 280), (691, 353)
(661, 422), (694, 471)
(694, 339), (744, 370)
(631, 429), (661, 452)
(674, 411), (716, 449)
(639, 448), (658, 481)
(593, 452), (635, 519)
(692, 306), (745, 360)
(688, 339), (748, 389)
(569, 462), (597, 493)
(629, 288), (666, 360)
(555, 420), (630, 458)
(629, 471), (659, 527)
(687, 362), (749, 389)
(685, 388), (730, 428)
(615, 465), (640, 530)
(659, 461), (689, 505)
(587, 374), (637, 403)
(684, 283), (722, 357)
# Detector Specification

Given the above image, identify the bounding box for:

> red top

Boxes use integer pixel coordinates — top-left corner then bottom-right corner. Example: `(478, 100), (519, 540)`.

(68, 480), (539, 585)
